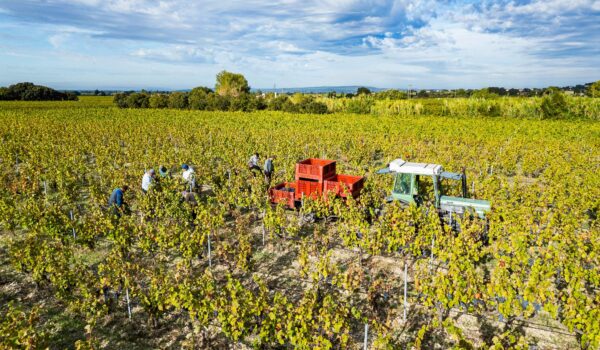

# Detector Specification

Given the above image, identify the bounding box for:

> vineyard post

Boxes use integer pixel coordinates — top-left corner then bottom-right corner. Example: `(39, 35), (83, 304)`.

(125, 287), (132, 320)
(44, 180), (47, 197)
(429, 231), (435, 271)
(70, 210), (76, 239)
(364, 323), (369, 350)
(208, 231), (212, 268)
(472, 181), (475, 196)
(261, 210), (266, 246)
(404, 261), (408, 322)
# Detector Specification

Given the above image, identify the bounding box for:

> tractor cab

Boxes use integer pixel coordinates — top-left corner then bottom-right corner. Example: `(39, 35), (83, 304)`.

(377, 159), (490, 219)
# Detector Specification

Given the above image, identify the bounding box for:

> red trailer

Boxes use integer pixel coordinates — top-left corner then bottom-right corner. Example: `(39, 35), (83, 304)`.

(269, 158), (365, 208)
(323, 174), (365, 198)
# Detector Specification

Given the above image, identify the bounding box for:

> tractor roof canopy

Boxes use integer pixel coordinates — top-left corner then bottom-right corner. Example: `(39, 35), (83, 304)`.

(378, 159), (465, 180)
(379, 159), (443, 176)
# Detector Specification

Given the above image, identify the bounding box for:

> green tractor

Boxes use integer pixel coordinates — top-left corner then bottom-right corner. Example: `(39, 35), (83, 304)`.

(377, 159), (491, 230)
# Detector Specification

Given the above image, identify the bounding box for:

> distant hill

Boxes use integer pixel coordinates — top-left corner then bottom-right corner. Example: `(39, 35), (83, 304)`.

(253, 86), (384, 94)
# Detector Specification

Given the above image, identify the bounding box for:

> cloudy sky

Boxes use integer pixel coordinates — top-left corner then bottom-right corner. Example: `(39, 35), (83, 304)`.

(0, 0), (599, 90)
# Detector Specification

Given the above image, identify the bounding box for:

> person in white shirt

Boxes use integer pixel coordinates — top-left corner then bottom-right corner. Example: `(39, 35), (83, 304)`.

(181, 164), (195, 189)
(248, 153), (261, 176)
(141, 169), (155, 193)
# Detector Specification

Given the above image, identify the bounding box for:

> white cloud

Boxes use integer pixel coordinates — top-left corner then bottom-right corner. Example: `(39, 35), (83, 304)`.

(1, 0), (598, 88)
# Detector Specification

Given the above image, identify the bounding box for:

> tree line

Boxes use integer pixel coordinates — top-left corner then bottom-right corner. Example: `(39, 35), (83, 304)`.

(0, 82), (78, 101)
(339, 81), (600, 99)
(110, 71), (599, 118)
(113, 71), (329, 114)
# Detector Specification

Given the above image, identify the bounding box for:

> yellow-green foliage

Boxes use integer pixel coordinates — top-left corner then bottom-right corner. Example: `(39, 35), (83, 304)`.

(318, 96), (600, 120)
(0, 101), (598, 348)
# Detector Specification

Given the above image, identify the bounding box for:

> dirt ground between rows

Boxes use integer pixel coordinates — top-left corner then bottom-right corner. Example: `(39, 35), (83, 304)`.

(0, 211), (580, 349)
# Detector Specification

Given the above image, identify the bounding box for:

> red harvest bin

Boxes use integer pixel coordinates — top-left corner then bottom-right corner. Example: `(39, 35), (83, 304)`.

(295, 158), (336, 181)
(269, 182), (297, 208)
(324, 174), (365, 198)
(295, 179), (323, 200)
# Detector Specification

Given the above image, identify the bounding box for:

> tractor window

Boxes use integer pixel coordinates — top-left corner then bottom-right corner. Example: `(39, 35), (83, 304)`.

(393, 173), (412, 195)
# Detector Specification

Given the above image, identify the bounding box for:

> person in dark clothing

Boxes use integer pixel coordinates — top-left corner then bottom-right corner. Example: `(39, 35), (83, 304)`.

(264, 155), (274, 184)
(159, 165), (170, 178)
(108, 185), (129, 217)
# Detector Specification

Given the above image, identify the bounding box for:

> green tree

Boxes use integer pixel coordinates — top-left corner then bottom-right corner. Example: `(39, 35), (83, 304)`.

(267, 95), (291, 111)
(587, 80), (600, 97)
(229, 93), (258, 112)
(188, 87), (212, 110)
(357, 87), (371, 95)
(206, 93), (230, 111)
(215, 71), (250, 97)
(346, 96), (374, 114)
(128, 92), (150, 108)
(149, 94), (169, 108)
(168, 92), (188, 109)
(374, 89), (406, 100)
(540, 89), (568, 119)
(299, 100), (328, 114)
(0, 82), (76, 101)
(471, 88), (499, 99)
(290, 93), (309, 105)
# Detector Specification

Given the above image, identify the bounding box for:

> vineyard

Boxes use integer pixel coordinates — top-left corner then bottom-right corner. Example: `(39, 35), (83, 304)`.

(0, 97), (598, 349)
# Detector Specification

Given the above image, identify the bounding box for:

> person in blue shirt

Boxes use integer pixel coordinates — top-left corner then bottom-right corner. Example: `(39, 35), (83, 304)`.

(108, 185), (129, 217)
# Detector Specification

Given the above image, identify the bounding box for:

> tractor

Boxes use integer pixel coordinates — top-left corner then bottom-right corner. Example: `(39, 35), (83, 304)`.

(377, 159), (491, 231)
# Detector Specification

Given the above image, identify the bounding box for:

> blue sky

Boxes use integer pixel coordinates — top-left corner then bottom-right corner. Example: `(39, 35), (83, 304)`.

(0, 0), (599, 90)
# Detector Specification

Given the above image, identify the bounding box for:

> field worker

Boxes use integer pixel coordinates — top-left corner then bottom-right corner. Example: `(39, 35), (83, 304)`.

(264, 155), (274, 184)
(159, 165), (170, 178)
(182, 164), (196, 189)
(181, 190), (198, 206)
(248, 152), (261, 175)
(142, 169), (155, 193)
(108, 185), (128, 216)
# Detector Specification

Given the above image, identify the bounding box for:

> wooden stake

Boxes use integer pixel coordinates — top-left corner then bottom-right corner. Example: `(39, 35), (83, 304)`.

(125, 287), (132, 320)
(262, 210), (266, 246)
(70, 210), (76, 239)
(363, 323), (369, 350)
(430, 231), (435, 271)
(404, 262), (408, 322)
(208, 231), (212, 268)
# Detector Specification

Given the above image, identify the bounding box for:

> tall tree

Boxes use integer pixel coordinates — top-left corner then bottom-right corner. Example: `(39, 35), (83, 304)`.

(215, 71), (250, 97)
(356, 87), (371, 95)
